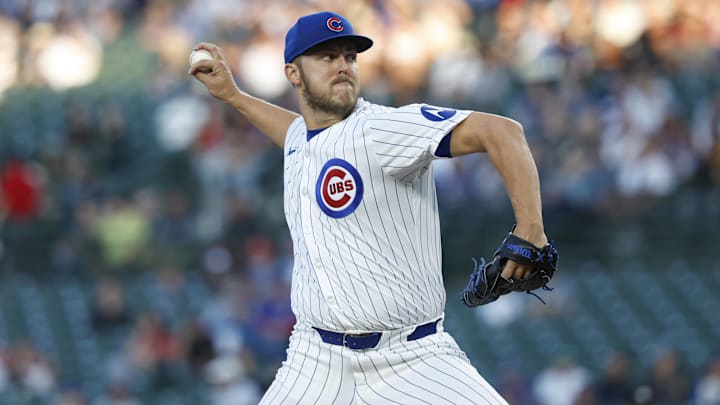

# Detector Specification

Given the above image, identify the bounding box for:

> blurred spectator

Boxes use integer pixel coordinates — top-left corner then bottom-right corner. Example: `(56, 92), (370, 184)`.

(243, 235), (282, 291)
(154, 94), (210, 153)
(694, 356), (720, 405)
(91, 276), (133, 334)
(222, 195), (263, 255)
(204, 354), (261, 405)
(0, 157), (44, 222)
(152, 263), (190, 321)
(198, 275), (250, 359)
(473, 289), (524, 329)
(202, 243), (235, 281)
(93, 196), (151, 271)
(533, 348), (591, 405)
(183, 321), (216, 376)
(124, 312), (183, 391)
(6, 340), (56, 399)
(495, 363), (534, 405)
(615, 126), (678, 198)
(692, 90), (720, 185)
(95, 103), (134, 178)
(596, 350), (638, 405)
(644, 348), (692, 404)
(0, 346), (8, 393)
(619, 69), (675, 140)
(153, 189), (196, 244)
(137, 263), (203, 357)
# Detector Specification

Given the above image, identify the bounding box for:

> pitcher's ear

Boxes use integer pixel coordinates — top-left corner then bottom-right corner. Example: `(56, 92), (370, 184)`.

(285, 63), (301, 88)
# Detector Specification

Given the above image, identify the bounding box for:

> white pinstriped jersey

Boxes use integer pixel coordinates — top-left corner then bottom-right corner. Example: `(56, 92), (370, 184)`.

(283, 98), (471, 332)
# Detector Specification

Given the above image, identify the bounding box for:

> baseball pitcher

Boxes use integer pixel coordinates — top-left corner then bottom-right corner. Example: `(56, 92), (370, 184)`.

(190, 11), (557, 405)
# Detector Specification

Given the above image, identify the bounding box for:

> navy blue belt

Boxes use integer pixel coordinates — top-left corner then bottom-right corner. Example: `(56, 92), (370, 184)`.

(313, 319), (441, 350)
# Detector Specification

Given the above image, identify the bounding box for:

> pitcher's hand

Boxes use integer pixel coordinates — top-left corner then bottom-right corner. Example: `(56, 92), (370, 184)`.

(189, 42), (240, 102)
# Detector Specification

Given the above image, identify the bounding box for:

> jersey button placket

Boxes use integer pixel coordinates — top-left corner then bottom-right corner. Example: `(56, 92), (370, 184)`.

(298, 149), (344, 320)
(299, 154), (315, 242)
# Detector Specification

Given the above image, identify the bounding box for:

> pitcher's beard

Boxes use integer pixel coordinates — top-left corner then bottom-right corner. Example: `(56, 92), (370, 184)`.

(300, 74), (356, 119)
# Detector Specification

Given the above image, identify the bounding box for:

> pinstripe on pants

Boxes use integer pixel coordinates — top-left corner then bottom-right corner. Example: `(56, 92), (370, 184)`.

(259, 320), (508, 405)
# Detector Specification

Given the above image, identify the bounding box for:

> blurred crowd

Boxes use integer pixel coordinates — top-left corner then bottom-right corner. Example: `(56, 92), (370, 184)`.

(1, 0), (720, 403)
(500, 348), (720, 405)
(1, 0), (719, 212)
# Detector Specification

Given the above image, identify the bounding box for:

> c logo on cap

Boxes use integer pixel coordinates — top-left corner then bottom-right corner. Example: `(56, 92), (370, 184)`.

(327, 17), (343, 32)
(316, 159), (363, 218)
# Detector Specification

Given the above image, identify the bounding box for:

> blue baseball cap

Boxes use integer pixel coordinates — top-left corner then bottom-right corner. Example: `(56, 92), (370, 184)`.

(284, 11), (373, 64)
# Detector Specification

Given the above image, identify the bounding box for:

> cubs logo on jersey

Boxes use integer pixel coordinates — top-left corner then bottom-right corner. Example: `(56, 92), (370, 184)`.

(315, 158), (363, 218)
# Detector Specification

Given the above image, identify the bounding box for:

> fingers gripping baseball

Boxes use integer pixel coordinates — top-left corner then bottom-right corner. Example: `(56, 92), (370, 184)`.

(189, 42), (239, 102)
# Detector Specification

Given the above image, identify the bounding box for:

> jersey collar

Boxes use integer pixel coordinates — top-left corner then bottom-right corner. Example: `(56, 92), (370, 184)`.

(305, 98), (368, 142)
(307, 127), (327, 142)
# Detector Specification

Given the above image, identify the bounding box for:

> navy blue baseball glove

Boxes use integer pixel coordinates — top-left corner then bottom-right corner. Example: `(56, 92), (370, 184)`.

(461, 230), (558, 307)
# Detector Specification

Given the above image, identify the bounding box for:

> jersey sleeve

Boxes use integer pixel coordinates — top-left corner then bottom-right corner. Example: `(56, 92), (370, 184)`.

(365, 103), (472, 182)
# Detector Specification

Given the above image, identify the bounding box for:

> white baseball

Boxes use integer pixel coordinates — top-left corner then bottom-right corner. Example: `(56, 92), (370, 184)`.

(189, 49), (213, 66)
